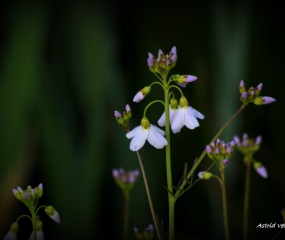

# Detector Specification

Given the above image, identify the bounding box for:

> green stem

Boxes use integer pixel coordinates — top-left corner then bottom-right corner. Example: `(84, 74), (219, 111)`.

(163, 75), (176, 240)
(175, 105), (245, 199)
(243, 162), (251, 240)
(30, 206), (37, 240)
(136, 151), (161, 240)
(220, 169), (230, 240)
(123, 191), (130, 240)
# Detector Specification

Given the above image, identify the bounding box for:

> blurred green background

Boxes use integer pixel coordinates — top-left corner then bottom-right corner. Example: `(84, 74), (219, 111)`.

(0, 0), (284, 239)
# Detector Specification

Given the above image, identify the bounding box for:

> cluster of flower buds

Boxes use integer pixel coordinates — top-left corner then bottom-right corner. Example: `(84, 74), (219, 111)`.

(114, 104), (132, 131)
(234, 133), (261, 159)
(234, 134), (268, 178)
(12, 183), (43, 203)
(4, 183), (60, 240)
(239, 80), (276, 106)
(147, 46), (177, 76)
(206, 139), (235, 169)
(133, 224), (154, 240)
(112, 168), (140, 191)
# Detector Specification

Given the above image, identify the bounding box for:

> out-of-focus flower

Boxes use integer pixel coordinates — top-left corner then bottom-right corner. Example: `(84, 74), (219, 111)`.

(3, 222), (18, 240)
(45, 206), (61, 223)
(253, 162), (268, 178)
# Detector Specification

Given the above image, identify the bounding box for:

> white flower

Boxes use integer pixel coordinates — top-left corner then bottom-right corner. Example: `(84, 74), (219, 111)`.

(157, 105), (178, 127)
(3, 231), (17, 240)
(29, 230), (44, 240)
(126, 118), (167, 151)
(171, 106), (204, 133)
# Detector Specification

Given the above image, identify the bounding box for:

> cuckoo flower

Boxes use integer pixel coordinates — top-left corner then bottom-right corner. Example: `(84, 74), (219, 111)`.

(171, 96), (204, 133)
(157, 98), (179, 127)
(126, 117), (167, 151)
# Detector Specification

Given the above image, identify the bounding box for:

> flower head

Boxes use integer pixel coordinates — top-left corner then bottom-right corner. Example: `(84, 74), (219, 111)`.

(234, 133), (262, 156)
(239, 81), (276, 106)
(12, 183), (43, 203)
(147, 46), (177, 75)
(134, 224), (154, 240)
(170, 97), (204, 133)
(206, 139), (235, 168)
(114, 104), (132, 131)
(112, 168), (140, 191)
(126, 117), (167, 151)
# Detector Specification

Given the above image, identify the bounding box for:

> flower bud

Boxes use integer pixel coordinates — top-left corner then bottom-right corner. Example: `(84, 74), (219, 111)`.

(198, 171), (213, 180)
(253, 162), (268, 178)
(45, 206), (61, 223)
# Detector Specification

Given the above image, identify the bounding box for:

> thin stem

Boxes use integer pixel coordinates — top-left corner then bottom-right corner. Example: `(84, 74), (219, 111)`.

(243, 162), (251, 240)
(163, 75), (176, 240)
(270, 229), (284, 240)
(136, 151), (161, 240)
(175, 105), (245, 199)
(123, 191), (130, 240)
(30, 207), (37, 240)
(220, 170), (230, 240)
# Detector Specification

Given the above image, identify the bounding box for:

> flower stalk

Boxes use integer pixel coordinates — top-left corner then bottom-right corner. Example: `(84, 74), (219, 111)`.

(163, 74), (176, 240)
(136, 151), (162, 240)
(220, 170), (230, 240)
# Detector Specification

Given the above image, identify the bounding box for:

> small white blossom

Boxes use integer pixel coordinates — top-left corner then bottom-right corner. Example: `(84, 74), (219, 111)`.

(3, 231), (17, 240)
(29, 230), (44, 240)
(157, 105), (178, 127)
(171, 106), (204, 133)
(126, 118), (167, 151)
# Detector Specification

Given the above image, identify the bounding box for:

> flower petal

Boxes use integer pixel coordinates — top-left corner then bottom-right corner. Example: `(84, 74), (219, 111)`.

(157, 111), (166, 127)
(126, 126), (142, 139)
(147, 126), (167, 149)
(133, 91), (144, 103)
(171, 109), (185, 133)
(189, 106), (204, 119)
(150, 124), (165, 135)
(184, 108), (199, 129)
(129, 128), (148, 151)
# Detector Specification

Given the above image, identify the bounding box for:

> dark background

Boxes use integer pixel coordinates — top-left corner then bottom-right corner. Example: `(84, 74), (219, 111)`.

(0, 0), (284, 239)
